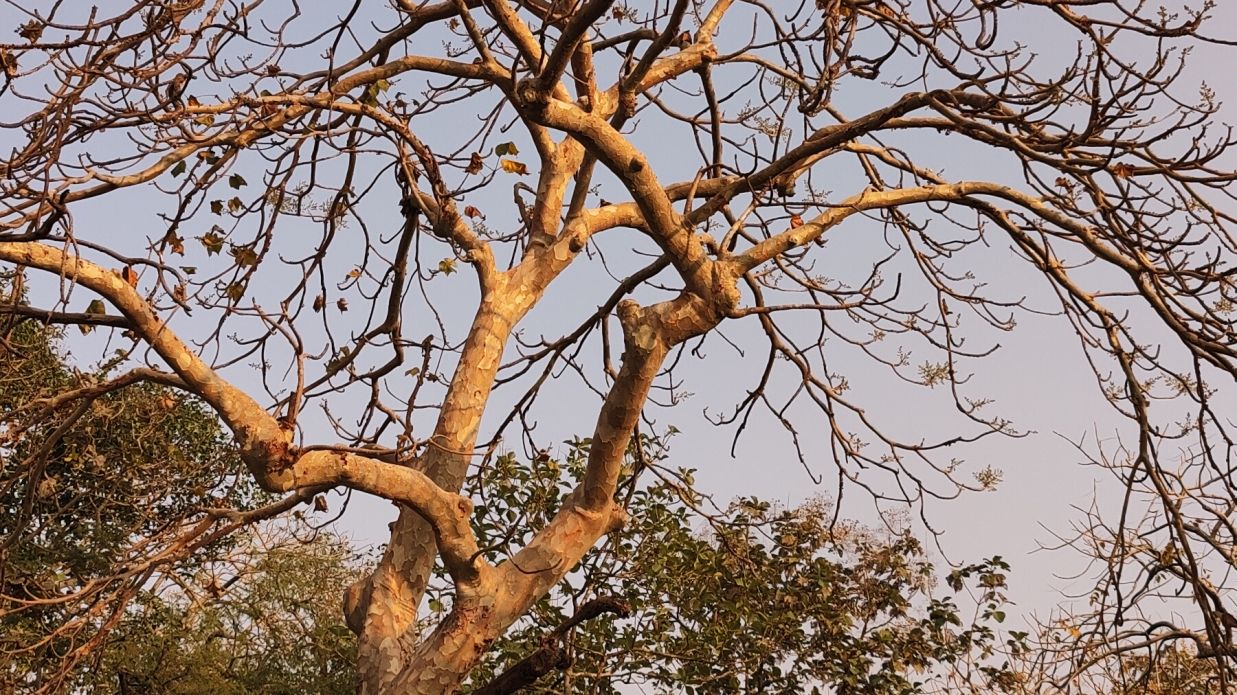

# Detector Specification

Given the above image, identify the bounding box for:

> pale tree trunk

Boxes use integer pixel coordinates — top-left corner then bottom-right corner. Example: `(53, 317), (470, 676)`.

(348, 285), (527, 692)
(0, 3), (746, 690)
(352, 291), (722, 693)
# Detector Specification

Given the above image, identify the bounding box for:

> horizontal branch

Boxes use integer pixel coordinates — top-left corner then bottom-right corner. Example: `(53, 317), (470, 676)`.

(687, 90), (939, 225)
(1, 304), (130, 328)
(0, 241), (293, 484)
(293, 450), (489, 586)
(732, 180), (1141, 273)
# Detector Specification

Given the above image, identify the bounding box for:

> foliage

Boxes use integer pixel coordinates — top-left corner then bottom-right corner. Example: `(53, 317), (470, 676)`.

(454, 438), (1022, 694)
(87, 527), (363, 695)
(1102, 645), (1224, 695)
(0, 307), (268, 692)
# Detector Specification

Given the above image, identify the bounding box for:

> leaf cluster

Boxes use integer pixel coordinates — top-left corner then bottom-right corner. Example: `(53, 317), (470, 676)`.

(0, 307), (265, 692)
(454, 438), (1019, 694)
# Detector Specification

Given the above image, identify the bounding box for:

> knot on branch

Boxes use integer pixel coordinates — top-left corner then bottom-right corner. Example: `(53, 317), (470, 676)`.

(772, 172), (797, 197)
(239, 428), (298, 489)
(616, 299), (661, 353)
(606, 505), (630, 533)
(930, 89), (999, 113)
(454, 494), (475, 518)
(618, 90), (638, 119)
(513, 78), (549, 112)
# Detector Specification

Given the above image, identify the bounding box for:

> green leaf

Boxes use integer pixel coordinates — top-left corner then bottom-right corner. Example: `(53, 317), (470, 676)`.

(361, 80), (390, 106)
(229, 173), (247, 189)
(171, 161), (187, 177)
(494, 141), (519, 156)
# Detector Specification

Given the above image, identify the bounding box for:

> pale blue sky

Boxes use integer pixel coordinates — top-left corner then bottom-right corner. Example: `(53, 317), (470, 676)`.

(3, 0), (1235, 642)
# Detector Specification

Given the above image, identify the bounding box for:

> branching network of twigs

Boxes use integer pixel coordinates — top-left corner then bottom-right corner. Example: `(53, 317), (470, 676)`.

(2, 0), (1236, 691)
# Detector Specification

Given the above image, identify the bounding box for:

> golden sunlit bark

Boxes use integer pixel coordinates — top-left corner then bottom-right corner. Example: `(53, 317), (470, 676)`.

(3, 0), (1236, 692)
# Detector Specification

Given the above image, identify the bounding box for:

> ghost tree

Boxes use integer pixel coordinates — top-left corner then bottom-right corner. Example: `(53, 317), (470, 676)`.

(1, 0), (1235, 692)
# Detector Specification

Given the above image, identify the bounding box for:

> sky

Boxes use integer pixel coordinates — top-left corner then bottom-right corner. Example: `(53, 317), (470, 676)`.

(3, 0), (1236, 651)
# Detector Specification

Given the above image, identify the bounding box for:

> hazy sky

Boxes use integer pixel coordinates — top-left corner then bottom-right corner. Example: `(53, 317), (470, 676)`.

(3, 0), (1236, 641)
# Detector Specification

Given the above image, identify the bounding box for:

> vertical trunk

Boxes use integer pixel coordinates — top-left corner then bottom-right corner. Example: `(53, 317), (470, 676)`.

(376, 297), (712, 693)
(354, 294), (519, 693)
(349, 251), (584, 691)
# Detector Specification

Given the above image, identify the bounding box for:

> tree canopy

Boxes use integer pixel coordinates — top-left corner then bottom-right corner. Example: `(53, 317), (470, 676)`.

(2, 0), (1236, 692)
(0, 305), (266, 690)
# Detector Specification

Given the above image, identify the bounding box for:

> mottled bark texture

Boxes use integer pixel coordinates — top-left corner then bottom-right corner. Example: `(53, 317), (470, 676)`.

(4, 0), (1236, 691)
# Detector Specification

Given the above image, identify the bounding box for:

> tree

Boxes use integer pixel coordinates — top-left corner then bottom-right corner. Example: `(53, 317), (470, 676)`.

(89, 525), (363, 695)
(0, 0), (1234, 692)
(0, 290), (1018, 695)
(454, 439), (1021, 694)
(0, 304), (266, 691)
(30, 427), (1021, 695)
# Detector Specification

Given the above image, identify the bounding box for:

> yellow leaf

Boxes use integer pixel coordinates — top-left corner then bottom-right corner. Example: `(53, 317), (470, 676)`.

(199, 228), (225, 255)
(499, 159), (528, 175)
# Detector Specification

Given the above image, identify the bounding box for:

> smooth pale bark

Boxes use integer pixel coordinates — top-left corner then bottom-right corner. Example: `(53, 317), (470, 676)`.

(7, 0), (1191, 690)
(386, 294), (723, 692)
